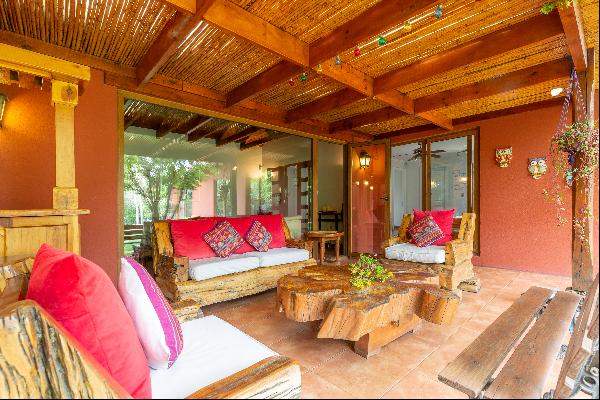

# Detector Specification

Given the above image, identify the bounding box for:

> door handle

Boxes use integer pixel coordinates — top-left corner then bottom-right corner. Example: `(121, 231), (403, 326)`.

(380, 195), (389, 201)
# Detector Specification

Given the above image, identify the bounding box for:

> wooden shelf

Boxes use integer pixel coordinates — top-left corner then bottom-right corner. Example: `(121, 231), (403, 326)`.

(0, 209), (90, 218)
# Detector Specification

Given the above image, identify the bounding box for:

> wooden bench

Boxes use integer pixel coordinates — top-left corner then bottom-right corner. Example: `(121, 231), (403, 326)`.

(439, 274), (599, 399)
(124, 224), (146, 247)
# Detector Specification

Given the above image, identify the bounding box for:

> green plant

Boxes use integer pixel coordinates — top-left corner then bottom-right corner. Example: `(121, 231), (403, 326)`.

(540, 0), (573, 14)
(545, 119), (599, 244)
(348, 254), (393, 290)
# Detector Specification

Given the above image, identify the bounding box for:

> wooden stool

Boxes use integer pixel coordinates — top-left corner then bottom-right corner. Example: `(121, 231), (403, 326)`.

(305, 231), (344, 264)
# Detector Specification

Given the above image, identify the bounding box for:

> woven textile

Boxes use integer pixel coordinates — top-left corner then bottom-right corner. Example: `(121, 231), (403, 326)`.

(245, 220), (272, 252)
(408, 215), (444, 248)
(203, 220), (245, 257)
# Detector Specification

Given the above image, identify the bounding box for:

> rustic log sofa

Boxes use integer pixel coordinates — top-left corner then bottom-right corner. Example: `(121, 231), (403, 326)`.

(153, 216), (316, 305)
(0, 255), (301, 399)
(381, 212), (479, 292)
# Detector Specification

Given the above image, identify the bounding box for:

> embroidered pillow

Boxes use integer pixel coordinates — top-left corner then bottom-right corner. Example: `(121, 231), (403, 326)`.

(119, 257), (183, 370)
(412, 209), (455, 245)
(408, 215), (444, 247)
(245, 220), (272, 252)
(203, 220), (245, 257)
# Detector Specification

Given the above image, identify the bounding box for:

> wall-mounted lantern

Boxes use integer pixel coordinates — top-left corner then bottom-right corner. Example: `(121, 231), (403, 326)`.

(0, 93), (7, 128)
(359, 150), (372, 169)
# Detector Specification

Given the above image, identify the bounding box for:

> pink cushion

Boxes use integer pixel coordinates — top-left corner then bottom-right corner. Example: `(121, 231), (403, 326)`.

(413, 209), (455, 245)
(203, 221), (245, 257)
(408, 215), (445, 247)
(170, 218), (217, 259)
(253, 214), (286, 248)
(119, 257), (183, 369)
(245, 220), (272, 252)
(27, 244), (151, 399)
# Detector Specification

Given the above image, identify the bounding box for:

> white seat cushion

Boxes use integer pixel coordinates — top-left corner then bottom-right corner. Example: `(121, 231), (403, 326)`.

(384, 242), (446, 264)
(188, 254), (260, 281)
(248, 247), (310, 267)
(150, 316), (277, 399)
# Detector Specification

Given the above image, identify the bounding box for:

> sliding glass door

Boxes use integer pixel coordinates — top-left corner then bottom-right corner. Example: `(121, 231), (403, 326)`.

(391, 130), (479, 249)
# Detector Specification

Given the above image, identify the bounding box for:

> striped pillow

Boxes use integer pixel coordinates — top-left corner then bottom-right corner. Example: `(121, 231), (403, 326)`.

(119, 257), (183, 369)
(408, 215), (444, 247)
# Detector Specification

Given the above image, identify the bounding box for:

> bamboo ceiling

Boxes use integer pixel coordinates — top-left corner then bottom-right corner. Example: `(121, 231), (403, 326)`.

(0, 0), (598, 141)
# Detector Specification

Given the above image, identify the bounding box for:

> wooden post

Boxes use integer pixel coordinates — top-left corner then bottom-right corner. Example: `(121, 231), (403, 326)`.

(51, 80), (79, 210)
(571, 48), (596, 292)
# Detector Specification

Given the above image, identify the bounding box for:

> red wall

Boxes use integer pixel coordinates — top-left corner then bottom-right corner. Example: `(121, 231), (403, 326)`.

(0, 70), (119, 283)
(395, 97), (599, 276)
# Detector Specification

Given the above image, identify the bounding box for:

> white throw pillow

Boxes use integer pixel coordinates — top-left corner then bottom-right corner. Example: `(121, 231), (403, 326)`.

(118, 257), (184, 369)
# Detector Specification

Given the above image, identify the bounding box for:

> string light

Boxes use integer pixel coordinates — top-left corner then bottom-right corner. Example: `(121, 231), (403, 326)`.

(434, 4), (443, 18)
(299, 72), (307, 82)
(402, 21), (412, 33)
(335, 55), (342, 65)
(354, 46), (361, 57)
(288, 78), (295, 87)
(316, 64), (323, 74)
(378, 35), (387, 46)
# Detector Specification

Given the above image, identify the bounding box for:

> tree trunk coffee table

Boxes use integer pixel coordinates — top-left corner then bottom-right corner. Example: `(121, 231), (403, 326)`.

(277, 263), (461, 358)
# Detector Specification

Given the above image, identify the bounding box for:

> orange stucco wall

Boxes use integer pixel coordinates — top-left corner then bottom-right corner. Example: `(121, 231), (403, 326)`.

(395, 96), (599, 277)
(0, 69), (119, 283)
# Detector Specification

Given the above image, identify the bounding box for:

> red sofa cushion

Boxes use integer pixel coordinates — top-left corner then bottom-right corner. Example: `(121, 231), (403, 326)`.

(26, 244), (151, 399)
(253, 214), (286, 248)
(413, 209), (455, 245)
(170, 218), (217, 259)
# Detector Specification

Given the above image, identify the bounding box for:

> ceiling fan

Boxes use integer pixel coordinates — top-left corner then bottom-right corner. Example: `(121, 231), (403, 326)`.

(408, 148), (445, 161)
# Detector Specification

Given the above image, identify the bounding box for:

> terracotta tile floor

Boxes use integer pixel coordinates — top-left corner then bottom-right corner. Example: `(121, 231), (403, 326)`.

(202, 266), (572, 399)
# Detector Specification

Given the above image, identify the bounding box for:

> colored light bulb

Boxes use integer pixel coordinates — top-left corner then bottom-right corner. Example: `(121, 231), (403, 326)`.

(354, 46), (361, 57)
(335, 54), (341, 65)
(299, 72), (307, 82)
(378, 35), (386, 46)
(434, 4), (443, 18)
(288, 78), (295, 87)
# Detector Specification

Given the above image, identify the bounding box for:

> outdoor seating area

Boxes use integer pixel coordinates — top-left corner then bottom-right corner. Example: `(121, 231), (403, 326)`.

(0, 0), (599, 399)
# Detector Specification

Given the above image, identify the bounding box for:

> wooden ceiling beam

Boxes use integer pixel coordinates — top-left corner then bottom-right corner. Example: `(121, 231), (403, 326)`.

(160, 0), (196, 14)
(203, 0), (309, 66)
(374, 13), (564, 94)
(286, 88), (366, 123)
(414, 58), (572, 113)
(330, 106), (407, 131)
(184, 116), (214, 135)
(558, 2), (588, 72)
(309, 0), (438, 65)
(216, 126), (258, 146)
(136, 0), (216, 85)
(240, 136), (273, 150)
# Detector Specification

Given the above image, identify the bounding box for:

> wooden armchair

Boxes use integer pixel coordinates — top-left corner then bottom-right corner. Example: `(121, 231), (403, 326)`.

(152, 218), (316, 305)
(0, 257), (302, 399)
(381, 213), (479, 292)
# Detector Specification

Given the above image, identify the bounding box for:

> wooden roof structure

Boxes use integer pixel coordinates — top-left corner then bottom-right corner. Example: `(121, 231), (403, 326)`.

(0, 0), (597, 143)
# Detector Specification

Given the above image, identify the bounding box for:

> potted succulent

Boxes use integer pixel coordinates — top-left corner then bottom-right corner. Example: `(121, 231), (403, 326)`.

(348, 254), (393, 290)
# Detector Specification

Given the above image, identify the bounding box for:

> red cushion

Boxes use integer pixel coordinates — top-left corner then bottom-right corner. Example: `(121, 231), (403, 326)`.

(170, 218), (217, 259)
(253, 214), (286, 248)
(413, 209), (455, 245)
(408, 215), (445, 247)
(26, 244), (151, 399)
(222, 217), (255, 254)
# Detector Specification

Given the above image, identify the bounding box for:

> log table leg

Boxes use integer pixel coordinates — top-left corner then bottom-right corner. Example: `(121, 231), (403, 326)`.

(353, 314), (422, 358)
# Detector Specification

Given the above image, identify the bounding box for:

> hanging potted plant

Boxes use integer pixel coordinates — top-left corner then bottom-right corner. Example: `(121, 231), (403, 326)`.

(545, 71), (599, 247)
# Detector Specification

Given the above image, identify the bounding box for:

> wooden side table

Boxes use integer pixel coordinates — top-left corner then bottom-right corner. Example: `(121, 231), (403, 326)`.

(305, 231), (344, 264)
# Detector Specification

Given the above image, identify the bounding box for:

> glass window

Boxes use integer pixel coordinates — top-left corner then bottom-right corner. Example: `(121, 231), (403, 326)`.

(390, 142), (423, 236)
(429, 136), (468, 217)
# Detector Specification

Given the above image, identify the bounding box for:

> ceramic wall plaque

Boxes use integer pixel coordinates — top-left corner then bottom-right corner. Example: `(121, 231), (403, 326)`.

(495, 147), (513, 168)
(528, 157), (548, 179)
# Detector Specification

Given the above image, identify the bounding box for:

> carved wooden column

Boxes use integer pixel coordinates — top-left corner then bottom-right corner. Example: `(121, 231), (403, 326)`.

(52, 80), (79, 210)
(572, 48), (596, 292)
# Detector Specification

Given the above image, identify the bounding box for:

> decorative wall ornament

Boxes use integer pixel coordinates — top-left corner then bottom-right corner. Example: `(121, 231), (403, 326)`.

(528, 157), (548, 179)
(495, 147), (513, 167)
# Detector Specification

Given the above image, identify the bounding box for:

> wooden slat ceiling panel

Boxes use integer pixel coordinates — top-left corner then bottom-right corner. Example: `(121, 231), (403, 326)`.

(345, 0), (545, 78)
(356, 114), (429, 134)
(159, 22), (282, 93)
(0, 0), (175, 66)
(442, 77), (570, 119)
(580, 0), (599, 81)
(253, 74), (346, 110)
(402, 35), (569, 98)
(315, 97), (388, 123)
(230, 0), (382, 44)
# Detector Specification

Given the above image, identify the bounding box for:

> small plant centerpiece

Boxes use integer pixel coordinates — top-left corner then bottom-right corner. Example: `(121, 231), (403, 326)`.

(349, 254), (393, 290)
